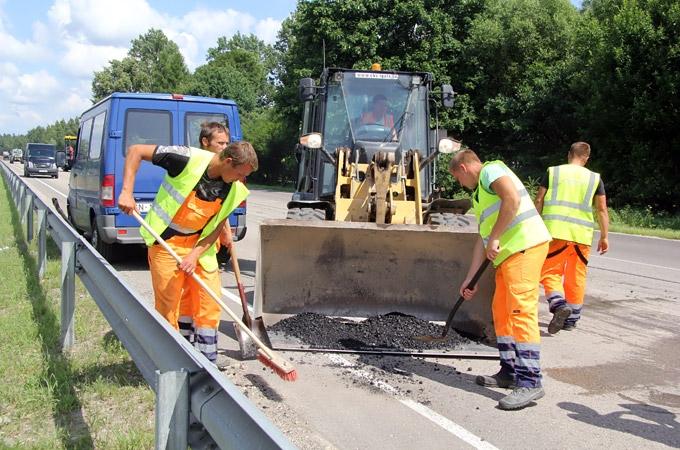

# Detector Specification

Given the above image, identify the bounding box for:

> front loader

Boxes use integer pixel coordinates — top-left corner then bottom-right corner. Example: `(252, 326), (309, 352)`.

(255, 65), (495, 341)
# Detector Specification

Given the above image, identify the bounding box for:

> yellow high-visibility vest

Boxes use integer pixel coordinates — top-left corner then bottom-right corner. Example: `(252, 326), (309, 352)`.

(542, 164), (600, 245)
(141, 147), (249, 271)
(473, 161), (551, 266)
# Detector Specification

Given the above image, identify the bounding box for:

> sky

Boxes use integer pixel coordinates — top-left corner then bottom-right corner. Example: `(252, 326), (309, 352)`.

(0, 0), (297, 134)
(0, 0), (582, 135)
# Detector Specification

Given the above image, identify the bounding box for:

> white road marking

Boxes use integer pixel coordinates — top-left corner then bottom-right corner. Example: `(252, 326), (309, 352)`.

(328, 354), (499, 450)
(34, 179), (67, 198)
(221, 287), (253, 313)
(591, 255), (680, 272)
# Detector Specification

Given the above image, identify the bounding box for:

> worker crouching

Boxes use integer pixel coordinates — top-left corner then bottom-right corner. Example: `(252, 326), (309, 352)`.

(449, 148), (551, 411)
(118, 142), (257, 365)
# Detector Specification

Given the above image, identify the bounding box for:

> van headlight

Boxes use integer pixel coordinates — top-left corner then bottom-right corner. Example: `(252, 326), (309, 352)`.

(27, 161), (33, 168)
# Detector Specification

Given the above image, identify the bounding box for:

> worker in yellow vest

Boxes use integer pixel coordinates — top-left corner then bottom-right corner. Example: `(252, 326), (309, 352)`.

(535, 142), (609, 333)
(118, 142), (257, 364)
(449, 148), (551, 411)
(175, 121), (232, 345)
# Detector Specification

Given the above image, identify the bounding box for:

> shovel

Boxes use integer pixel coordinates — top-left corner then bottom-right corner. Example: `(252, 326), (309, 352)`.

(222, 225), (272, 359)
(416, 258), (491, 343)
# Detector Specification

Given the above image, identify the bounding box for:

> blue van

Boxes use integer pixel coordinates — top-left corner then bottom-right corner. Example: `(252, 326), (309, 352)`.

(67, 92), (248, 260)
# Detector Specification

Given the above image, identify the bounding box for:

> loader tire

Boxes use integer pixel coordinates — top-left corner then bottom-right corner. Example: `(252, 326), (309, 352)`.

(428, 212), (471, 228)
(286, 207), (326, 221)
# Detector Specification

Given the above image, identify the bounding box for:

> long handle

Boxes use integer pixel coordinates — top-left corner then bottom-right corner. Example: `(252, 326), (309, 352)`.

(443, 258), (491, 330)
(223, 225), (252, 328)
(132, 211), (274, 358)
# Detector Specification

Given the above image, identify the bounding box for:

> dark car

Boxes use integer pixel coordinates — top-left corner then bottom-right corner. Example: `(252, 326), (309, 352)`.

(24, 143), (59, 178)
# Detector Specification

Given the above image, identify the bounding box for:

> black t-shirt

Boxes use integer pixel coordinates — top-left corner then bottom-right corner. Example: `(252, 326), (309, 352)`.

(539, 169), (605, 196)
(152, 145), (232, 238)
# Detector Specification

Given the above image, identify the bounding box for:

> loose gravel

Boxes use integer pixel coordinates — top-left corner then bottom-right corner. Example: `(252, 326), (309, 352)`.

(269, 312), (473, 351)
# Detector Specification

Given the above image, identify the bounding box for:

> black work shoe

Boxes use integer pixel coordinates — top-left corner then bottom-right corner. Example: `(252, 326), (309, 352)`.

(476, 372), (516, 389)
(548, 305), (572, 334)
(562, 323), (576, 331)
(498, 387), (545, 410)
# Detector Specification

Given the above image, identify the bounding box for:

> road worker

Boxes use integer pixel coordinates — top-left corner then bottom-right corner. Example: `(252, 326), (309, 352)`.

(175, 121), (232, 344)
(535, 141), (609, 333)
(449, 148), (551, 410)
(360, 94), (394, 128)
(118, 141), (257, 364)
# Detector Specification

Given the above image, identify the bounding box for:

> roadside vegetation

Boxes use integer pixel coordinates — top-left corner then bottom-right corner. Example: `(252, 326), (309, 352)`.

(0, 180), (154, 449)
(1, 0), (677, 238)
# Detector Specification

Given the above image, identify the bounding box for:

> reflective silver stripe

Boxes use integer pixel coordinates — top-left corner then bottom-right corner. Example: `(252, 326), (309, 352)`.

(161, 179), (186, 204)
(499, 350), (515, 360)
(168, 222), (200, 234)
(544, 199), (592, 212)
(196, 343), (217, 353)
(516, 358), (541, 369)
(178, 316), (193, 324)
(479, 188), (529, 223)
(542, 214), (593, 228)
(496, 335), (515, 344)
(516, 343), (541, 352)
(582, 172), (598, 208)
(150, 203), (173, 226)
(196, 327), (217, 337)
(507, 208), (539, 230)
(550, 167), (560, 202)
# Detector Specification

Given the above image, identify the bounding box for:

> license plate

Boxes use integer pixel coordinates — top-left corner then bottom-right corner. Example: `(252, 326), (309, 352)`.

(137, 202), (152, 213)
(38, 169), (47, 173)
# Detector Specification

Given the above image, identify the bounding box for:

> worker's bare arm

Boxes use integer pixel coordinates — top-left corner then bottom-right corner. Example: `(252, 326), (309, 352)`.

(118, 144), (157, 215)
(534, 186), (547, 214)
(486, 175), (520, 260)
(177, 218), (228, 273)
(594, 194), (609, 254)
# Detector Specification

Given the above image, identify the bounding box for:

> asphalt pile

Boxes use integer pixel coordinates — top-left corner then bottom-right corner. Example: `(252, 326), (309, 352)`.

(269, 312), (473, 351)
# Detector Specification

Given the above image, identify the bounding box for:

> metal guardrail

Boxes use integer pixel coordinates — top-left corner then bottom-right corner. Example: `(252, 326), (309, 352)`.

(0, 163), (296, 450)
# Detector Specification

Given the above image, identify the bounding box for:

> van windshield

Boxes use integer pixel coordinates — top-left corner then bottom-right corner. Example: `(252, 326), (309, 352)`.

(27, 145), (56, 157)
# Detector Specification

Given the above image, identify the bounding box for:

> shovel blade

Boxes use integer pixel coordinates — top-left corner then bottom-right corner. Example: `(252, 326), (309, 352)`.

(233, 322), (258, 360)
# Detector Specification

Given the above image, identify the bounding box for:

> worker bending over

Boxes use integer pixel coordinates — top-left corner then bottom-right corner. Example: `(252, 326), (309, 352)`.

(449, 148), (551, 410)
(118, 142), (257, 364)
(535, 141), (609, 333)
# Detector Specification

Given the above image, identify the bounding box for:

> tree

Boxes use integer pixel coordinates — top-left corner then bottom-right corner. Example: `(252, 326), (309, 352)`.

(92, 29), (189, 102)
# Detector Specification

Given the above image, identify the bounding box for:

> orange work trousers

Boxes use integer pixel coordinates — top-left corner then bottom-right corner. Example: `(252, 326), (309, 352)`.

(492, 241), (548, 388)
(540, 239), (590, 325)
(148, 235), (222, 332)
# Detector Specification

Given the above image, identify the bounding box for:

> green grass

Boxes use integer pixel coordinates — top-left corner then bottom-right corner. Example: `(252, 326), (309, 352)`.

(607, 205), (680, 239)
(0, 178), (154, 449)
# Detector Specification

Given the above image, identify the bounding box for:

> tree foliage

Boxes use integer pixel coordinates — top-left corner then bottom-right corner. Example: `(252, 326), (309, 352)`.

(0, 118), (79, 150)
(92, 29), (189, 102)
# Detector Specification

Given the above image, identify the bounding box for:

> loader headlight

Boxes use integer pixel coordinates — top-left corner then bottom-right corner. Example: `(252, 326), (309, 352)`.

(300, 133), (322, 149)
(438, 138), (462, 154)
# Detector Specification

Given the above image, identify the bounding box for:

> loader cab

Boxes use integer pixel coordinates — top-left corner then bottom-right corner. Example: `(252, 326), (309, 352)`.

(293, 68), (440, 206)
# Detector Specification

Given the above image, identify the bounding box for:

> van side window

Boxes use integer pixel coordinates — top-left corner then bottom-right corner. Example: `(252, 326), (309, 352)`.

(185, 113), (229, 147)
(89, 112), (106, 160)
(124, 110), (171, 153)
(77, 118), (93, 161)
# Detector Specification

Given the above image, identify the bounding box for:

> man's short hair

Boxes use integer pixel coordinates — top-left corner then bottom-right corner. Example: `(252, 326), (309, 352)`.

(449, 148), (481, 171)
(220, 141), (258, 171)
(199, 122), (230, 145)
(569, 142), (591, 159)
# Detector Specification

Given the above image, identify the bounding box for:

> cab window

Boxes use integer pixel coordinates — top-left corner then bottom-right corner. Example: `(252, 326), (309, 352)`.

(185, 113), (229, 147)
(77, 118), (93, 162)
(124, 109), (171, 154)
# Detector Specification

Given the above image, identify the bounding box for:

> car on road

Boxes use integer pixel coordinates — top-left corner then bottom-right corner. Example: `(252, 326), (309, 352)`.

(10, 148), (23, 163)
(2, 150), (8, 160)
(67, 92), (247, 260)
(23, 143), (61, 178)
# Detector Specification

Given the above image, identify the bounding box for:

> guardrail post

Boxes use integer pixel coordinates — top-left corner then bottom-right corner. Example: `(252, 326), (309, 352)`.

(155, 369), (189, 450)
(19, 184), (27, 224)
(37, 207), (47, 279)
(60, 240), (76, 350)
(26, 196), (34, 242)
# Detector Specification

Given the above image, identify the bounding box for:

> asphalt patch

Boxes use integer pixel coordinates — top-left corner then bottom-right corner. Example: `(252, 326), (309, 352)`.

(269, 312), (473, 351)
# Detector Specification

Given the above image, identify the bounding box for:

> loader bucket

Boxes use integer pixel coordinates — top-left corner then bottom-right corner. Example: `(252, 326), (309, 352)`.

(255, 218), (496, 341)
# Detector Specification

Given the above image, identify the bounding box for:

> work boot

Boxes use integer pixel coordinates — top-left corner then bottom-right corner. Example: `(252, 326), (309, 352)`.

(475, 372), (516, 389)
(548, 305), (572, 334)
(498, 387), (545, 410)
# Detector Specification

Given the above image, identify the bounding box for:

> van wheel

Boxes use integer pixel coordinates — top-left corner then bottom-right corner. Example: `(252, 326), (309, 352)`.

(90, 217), (116, 261)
